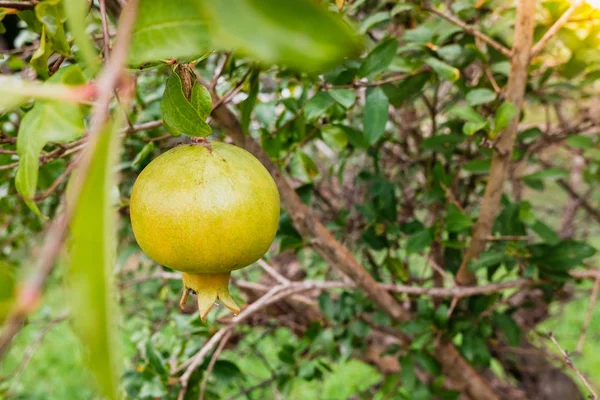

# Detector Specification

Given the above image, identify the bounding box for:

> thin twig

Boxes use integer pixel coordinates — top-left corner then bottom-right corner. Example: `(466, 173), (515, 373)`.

(198, 330), (232, 400)
(0, 0), (139, 363)
(423, 4), (512, 58)
(321, 72), (414, 90)
(0, 1), (38, 10)
(257, 259), (289, 284)
(531, 0), (585, 57)
(548, 331), (599, 400)
(210, 52), (231, 91)
(575, 277), (600, 354)
(33, 161), (77, 201)
(99, 0), (112, 61)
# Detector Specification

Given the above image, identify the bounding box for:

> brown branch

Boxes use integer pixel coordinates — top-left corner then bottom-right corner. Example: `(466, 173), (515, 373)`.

(0, 1), (38, 10)
(99, 0), (112, 61)
(530, 0), (585, 57)
(198, 330), (232, 400)
(423, 5), (512, 58)
(575, 277), (600, 354)
(456, 0), (537, 286)
(33, 161), (76, 201)
(0, 0), (138, 362)
(321, 72), (414, 90)
(548, 332), (599, 400)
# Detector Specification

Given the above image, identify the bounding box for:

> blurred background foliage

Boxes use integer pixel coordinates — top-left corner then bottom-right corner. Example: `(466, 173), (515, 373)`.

(1, 0), (600, 399)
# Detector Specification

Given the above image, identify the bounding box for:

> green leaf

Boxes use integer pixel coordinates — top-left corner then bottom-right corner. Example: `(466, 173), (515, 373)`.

(131, 142), (156, 168)
(30, 28), (53, 78)
(425, 57), (460, 82)
(493, 313), (521, 346)
(15, 66), (86, 217)
(359, 11), (390, 34)
(69, 120), (122, 400)
(400, 356), (416, 391)
(304, 92), (335, 121)
(468, 250), (506, 271)
(521, 167), (569, 181)
(529, 240), (596, 271)
(35, 0), (70, 56)
(382, 73), (430, 107)
(201, 0), (362, 72)
(358, 37), (398, 78)
(462, 159), (491, 174)
(63, 0), (99, 73)
(290, 151), (320, 182)
(160, 70), (211, 137)
(213, 360), (244, 383)
(240, 68), (260, 134)
(0, 263), (16, 325)
(494, 101), (517, 136)
(321, 124), (348, 150)
(567, 134), (594, 149)
(128, 0), (211, 66)
(466, 88), (496, 106)
(328, 89), (356, 108)
(447, 105), (485, 123)
(146, 341), (168, 376)
(531, 220), (560, 245)
(406, 228), (433, 254)
(463, 120), (489, 136)
(191, 83), (212, 121)
(364, 86), (389, 144)
(445, 204), (471, 232)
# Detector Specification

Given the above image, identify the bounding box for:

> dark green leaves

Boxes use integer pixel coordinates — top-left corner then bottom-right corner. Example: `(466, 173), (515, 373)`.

(364, 87), (389, 144)
(305, 92), (335, 122)
(160, 69), (212, 137)
(529, 240), (596, 271)
(358, 38), (398, 78)
(128, 0), (211, 66)
(493, 101), (517, 137)
(240, 68), (260, 134)
(201, 0), (362, 72)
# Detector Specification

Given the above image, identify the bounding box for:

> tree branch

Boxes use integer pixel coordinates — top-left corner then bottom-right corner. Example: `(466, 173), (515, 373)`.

(575, 277), (600, 354)
(423, 5), (512, 58)
(530, 0), (585, 57)
(548, 331), (599, 400)
(456, 0), (537, 285)
(0, 1), (38, 10)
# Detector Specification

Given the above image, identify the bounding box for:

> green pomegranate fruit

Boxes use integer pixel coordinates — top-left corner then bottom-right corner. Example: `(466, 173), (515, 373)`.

(130, 141), (280, 320)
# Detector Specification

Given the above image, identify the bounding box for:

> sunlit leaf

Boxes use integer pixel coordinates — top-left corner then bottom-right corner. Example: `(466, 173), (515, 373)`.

(128, 0), (211, 66)
(63, 0), (99, 73)
(200, 0), (362, 72)
(425, 57), (460, 82)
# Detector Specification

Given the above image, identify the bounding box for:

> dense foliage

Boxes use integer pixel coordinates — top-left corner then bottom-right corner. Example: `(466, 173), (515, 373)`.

(1, 0), (600, 399)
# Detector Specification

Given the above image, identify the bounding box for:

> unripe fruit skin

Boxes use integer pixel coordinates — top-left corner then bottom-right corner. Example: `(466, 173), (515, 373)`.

(130, 142), (280, 275)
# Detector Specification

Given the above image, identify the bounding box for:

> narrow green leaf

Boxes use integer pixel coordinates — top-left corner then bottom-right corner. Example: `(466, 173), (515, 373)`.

(128, 0), (211, 66)
(468, 250), (507, 272)
(521, 167), (569, 181)
(425, 57), (460, 82)
(201, 0), (362, 72)
(531, 220), (560, 245)
(466, 88), (496, 106)
(364, 86), (389, 144)
(30, 28), (53, 78)
(240, 68), (260, 134)
(69, 121), (122, 400)
(462, 159), (491, 174)
(160, 70), (211, 137)
(358, 37), (398, 78)
(63, 0), (99, 73)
